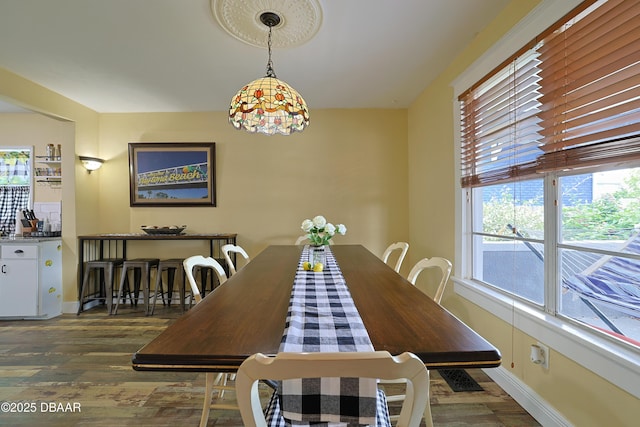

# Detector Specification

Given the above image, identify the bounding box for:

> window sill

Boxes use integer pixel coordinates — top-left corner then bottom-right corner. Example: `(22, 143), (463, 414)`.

(453, 277), (640, 399)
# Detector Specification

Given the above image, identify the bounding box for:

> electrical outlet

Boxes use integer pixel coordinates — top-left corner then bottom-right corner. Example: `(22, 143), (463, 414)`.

(530, 342), (549, 369)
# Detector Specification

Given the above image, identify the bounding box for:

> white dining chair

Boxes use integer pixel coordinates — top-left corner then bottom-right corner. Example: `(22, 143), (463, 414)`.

(182, 255), (237, 426)
(383, 256), (452, 425)
(294, 235), (308, 245)
(184, 255), (227, 304)
(407, 256), (452, 304)
(382, 242), (409, 273)
(221, 243), (250, 276)
(235, 351), (431, 427)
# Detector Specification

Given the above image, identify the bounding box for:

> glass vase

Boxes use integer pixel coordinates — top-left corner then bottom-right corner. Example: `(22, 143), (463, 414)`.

(308, 245), (326, 267)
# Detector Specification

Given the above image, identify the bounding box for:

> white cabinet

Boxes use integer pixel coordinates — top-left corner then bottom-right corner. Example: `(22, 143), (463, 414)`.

(0, 245), (39, 316)
(0, 240), (62, 319)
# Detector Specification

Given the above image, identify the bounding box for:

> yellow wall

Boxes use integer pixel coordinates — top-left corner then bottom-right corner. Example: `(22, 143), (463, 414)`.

(95, 109), (408, 261)
(0, 68), (100, 301)
(407, 1), (639, 426)
(0, 75), (409, 304)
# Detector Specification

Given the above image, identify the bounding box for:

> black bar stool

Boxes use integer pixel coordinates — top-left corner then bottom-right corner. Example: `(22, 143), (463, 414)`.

(77, 258), (124, 315)
(150, 258), (186, 315)
(113, 258), (160, 315)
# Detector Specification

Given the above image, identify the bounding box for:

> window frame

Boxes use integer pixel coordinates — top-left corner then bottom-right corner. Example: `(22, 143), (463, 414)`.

(452, 0), (640, 400)
(468, 177), (547, 307)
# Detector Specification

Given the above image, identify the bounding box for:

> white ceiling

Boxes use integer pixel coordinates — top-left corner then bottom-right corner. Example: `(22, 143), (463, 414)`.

(0, 0), (510, 113)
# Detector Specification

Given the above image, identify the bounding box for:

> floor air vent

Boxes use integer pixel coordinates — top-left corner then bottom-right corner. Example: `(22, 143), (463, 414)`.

(438, 369), (483, 392)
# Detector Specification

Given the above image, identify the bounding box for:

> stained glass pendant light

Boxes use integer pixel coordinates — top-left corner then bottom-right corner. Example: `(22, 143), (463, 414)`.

(228, 12), (309, 135)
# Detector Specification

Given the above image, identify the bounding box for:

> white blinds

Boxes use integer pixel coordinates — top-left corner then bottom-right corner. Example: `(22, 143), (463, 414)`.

(460, 49), (543, 187)
(460, 0), (640, 187)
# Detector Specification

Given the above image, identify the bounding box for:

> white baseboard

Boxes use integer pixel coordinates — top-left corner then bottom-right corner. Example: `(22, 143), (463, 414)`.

(484, 366), (572, 427)
(63, 300), (100, 314)
(63, 301), (79, 313)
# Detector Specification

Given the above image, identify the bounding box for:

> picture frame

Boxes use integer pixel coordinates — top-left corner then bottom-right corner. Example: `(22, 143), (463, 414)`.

(128, 142), (216, 207)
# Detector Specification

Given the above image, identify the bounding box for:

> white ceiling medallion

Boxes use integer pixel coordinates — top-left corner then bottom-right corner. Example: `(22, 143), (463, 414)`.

(211, 0), (323, 49)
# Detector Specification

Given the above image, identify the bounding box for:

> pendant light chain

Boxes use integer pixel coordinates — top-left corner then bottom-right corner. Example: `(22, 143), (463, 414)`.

(265, 25), (277, 78)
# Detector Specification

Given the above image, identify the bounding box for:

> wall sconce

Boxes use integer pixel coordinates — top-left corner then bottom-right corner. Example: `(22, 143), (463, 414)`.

(79, 156), (104, 173)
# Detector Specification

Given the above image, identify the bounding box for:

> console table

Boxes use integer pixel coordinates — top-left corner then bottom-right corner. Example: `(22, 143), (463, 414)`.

(77, 233), (237, 300)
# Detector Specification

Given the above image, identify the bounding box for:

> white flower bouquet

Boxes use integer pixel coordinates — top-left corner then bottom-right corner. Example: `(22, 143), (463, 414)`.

(300, 215), (347, 246)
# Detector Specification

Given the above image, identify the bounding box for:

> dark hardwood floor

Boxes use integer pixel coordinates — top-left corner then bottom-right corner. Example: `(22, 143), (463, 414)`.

(0, 304), (540, 426)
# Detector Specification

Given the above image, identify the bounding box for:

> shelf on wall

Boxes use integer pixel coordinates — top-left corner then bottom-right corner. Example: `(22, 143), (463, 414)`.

(35, 156), (61, 164)
(34, 156), (62, 186)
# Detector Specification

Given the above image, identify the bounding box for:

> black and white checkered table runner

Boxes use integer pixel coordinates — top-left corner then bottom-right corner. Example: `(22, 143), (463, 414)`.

(265, 245), (388, 427)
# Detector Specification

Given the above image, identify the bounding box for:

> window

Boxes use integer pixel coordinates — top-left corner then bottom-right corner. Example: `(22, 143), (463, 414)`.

(469, 168), (640, 342)
(470, 178), (545, 305)
(460, 0), (640, 346)
(0, 148), (32, 235)
(558, 167), (640, 340)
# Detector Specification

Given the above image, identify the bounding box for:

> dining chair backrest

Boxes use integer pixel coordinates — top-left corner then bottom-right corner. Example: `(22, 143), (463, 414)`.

(221, 244), (250, 276)
(382, 242), (409, 273)
(235, 351), (430, 427)
(407, 257), (452, 304)
(183, 255), (227, 304)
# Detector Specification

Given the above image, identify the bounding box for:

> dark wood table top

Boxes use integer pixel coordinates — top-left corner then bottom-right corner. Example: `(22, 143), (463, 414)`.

(132, 244), (501, 372)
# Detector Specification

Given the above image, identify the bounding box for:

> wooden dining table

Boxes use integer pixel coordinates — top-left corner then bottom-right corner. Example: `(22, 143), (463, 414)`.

(132, 244), (501, 372)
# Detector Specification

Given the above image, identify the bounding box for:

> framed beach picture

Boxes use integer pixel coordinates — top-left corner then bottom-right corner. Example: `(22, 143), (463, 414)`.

(128, 142), (216, 207)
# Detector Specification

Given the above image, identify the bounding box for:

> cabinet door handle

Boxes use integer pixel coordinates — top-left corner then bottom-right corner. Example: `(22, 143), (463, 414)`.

(1, 265), (6, 274)
(14, 249), (24, 254)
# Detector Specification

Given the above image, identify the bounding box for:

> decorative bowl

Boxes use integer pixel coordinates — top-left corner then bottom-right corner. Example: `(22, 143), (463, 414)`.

(141, 225), (187, 235)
